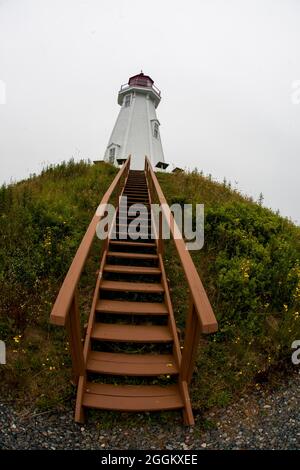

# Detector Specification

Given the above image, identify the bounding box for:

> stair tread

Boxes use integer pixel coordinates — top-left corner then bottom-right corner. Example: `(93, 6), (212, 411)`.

(96, 299), (168, 315)
(104, 265), (161, 274)
(87, 351), (178, 375)
(82, 383), (183, 411)
(117, 216), (150, 221)
(107, 251), (157, 259)
(116, 222), (151, 226)
(100, 280), (164, 293)
(125, 198), (149, 201)
(120, 200), (150, 204)
(125, 183), (148, 192)
(118, 217), (151, 221)
(123, 192), (148, 195)
(91, 323), (172, 342)
(109, 241), (155, 247)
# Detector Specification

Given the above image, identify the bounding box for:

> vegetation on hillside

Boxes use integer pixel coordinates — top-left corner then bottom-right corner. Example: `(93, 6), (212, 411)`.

(0, 160), (117, 409)
(158, 171), (300, 408)
(0, 160), (299, 417)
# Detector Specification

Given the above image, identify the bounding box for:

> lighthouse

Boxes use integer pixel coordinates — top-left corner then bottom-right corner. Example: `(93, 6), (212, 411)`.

(103, 72), (167, 170)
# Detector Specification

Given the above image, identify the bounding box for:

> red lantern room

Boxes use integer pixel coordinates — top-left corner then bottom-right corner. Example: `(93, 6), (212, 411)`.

(128, 72), (154, 88)
(118, 71), (161, 107)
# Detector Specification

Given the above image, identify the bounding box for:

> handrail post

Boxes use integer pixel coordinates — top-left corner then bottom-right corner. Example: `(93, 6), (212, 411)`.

(180, 293), (202, 384)
(66, 287), (85, 385)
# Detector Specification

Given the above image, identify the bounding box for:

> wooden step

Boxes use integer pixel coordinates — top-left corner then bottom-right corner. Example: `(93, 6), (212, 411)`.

(124, 184), (148, 189)
(125, 185), (147, 188)
(125, 190), (147, 193)
(124, 201), (149, 204)
(115, 222), (150, 227)
(107, 251), (157, 260)
(117, 217), (150, 222)
(123, 193), (148, 197)
(116, 221), (151, 227)
(122, 215), (151, 219)
(109, 241), (155, 248)
(118, 221), (150, 227)
(100, 280), (164, 293)
(125, 201), (149, 205)
(123, 191), (148, 196)
(126, 178), (146, 180)
(115, 228), (151, 234)
(119, 203), (150, 208)
(91, 323), (172, 342)
(82, 383), (183, 411)
(96, 299), (167, 315)
(117, 212), (150, 218)
(104, 265), (161, 275)
(115, 225), (151, 231)
(86, 351), (178, 376)
(125, 196), (148, 200)
(121, 196), (148, 200)
(120, 204), (149, 207)
(125, 197), (149, 201)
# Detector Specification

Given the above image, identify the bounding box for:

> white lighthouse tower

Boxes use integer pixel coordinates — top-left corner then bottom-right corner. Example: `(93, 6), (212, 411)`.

(103, 72), (167, 170)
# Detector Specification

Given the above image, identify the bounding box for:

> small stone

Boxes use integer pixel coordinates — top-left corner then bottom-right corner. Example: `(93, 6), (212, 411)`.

(201, 443), (207, 448)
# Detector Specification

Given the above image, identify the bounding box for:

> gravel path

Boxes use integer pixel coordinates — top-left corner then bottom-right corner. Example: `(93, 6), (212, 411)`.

(1, 372), (299, 450)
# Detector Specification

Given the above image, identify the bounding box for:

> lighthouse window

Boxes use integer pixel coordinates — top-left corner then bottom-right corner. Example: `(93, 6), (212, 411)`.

(109, 147), (115, 163)
(124, 94), (131, 108)
(153, 122), (159, 139)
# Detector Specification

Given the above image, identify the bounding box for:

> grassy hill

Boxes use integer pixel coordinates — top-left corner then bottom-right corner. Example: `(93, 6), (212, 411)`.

(0, 160), (299, 417)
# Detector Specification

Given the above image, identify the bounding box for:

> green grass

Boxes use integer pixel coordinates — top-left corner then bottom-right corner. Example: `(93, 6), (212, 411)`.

(157, 170), (300, 409)
(0, 160), (299, 417)
(0, 159), (117, 410)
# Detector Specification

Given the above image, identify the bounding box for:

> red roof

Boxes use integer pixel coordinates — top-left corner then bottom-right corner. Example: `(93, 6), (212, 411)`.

(128, 72), (154, 88)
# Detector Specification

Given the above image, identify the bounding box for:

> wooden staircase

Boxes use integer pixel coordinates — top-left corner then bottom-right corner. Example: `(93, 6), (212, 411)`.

(50, 157), (217, 425)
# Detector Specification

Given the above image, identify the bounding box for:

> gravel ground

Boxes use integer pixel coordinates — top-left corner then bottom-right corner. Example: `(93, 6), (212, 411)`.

(1, 372), (299, 450)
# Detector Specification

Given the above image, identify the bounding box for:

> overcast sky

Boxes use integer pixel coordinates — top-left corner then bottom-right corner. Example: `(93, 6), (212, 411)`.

(0, 0), (299, 223)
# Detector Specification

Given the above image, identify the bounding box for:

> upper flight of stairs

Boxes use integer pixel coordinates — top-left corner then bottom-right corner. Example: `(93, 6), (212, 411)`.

(76, 170), (191, 422)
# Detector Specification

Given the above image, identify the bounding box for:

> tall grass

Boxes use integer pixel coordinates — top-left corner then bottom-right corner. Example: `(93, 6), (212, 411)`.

(158, 170), (300, 408)
(0, 160), (117, 409)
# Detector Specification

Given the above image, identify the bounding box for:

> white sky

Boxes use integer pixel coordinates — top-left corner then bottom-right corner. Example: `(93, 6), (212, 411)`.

(0, 0), (299, 223)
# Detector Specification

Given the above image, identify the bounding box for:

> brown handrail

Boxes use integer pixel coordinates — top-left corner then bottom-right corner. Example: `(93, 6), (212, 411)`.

(50, 156), (131, 327)
(144, 157), (217, 334)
